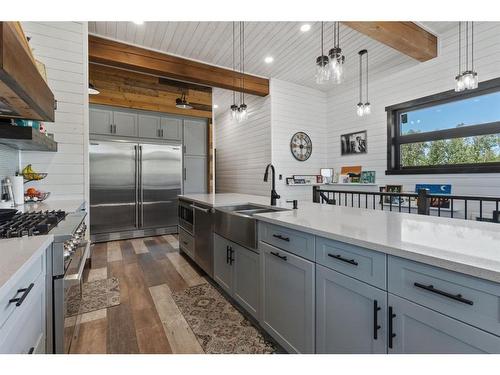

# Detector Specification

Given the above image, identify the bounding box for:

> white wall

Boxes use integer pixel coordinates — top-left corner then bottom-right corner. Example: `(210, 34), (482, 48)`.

(0, 146), (20, 179)
(271, 79), (328, 201)
(325, 22), (500, 218)
(20, 22), (89, 202)
(214, 89), (272, 196)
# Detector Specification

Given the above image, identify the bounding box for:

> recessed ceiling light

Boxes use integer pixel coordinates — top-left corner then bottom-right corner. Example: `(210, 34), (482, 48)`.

(264, 56), (274, 64)
(213, 104), (219, 109)
(300, 24), (311, 32)
(133, 21), (144, 25)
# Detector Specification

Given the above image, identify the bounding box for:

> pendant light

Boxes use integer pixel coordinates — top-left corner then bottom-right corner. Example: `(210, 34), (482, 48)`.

(328, 22), (345, 84)
(88, 82), (100, 95)
(230, 22), (238, 119)
(175, 91), (193, 109)
(237, 21), (248, 122)
(357, 49), (370, 117)
(455, 21), (478, 92)
(315, 22), (330, 84)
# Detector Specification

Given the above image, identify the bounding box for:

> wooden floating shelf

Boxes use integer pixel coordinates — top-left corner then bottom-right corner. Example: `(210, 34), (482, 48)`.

(0, 125), (57, 152)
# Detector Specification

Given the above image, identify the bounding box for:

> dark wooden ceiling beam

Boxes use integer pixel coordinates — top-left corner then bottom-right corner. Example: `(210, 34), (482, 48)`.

(88, 35), (269, 97)
(342, 22), (438, 62)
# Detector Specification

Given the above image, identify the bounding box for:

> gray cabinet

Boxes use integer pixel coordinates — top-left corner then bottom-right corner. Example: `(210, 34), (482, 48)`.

(89, 107), (113, 135)
(260, 241), (315, 353)
(183, 156), (207, 194)
(89, 107), (137, 137)
(113, 110), (137, 137)
(138, 114), (162, 139)
(184, 119), (207, 156)
(388, 294), (500, 354)
(213, 233), (259, 319)
(316, 264), (387, 354)
(161, 117), (182, 140)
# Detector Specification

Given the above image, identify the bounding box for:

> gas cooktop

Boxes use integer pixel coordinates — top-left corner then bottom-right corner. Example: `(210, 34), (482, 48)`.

(0, 210), (67, 238)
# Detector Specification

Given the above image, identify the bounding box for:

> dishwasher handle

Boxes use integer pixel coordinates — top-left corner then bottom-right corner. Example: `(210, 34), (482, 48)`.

(190, 204), (213, 214)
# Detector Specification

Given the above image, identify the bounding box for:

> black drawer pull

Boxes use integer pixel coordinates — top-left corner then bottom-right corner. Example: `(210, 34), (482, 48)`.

(388, 306), (396, 349)
(9, 283), (35, 307)
(373, 300), (381, 340)
(229, 246), (234, 265)
(270, 251), (287, 261)
(328, 253), (358, 266)
(272, 234), (290, 242)
(414, 282), (473, 306)
(28, 347), (35, 354)
(226, 245), (230, 264)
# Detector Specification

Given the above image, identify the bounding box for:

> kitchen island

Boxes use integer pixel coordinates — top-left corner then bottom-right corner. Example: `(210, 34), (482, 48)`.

(178, 193), (500, 354)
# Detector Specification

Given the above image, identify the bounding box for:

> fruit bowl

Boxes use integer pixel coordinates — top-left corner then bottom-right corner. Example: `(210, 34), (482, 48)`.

(25, 189), (50, 203)
(21, 164), (48, 183)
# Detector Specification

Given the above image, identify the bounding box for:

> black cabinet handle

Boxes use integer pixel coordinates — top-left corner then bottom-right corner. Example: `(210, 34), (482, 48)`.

(9, 283), (34, 307)
(388, 306), (396, 349)
(327, 253), (358, 266)
(226, 245), (230, 264)
(28, 347), (35, 354)
(373, 300), (381, 340)
(272, 234), (290, 242)
(270, 251), (287, 261)
(229, 246), (234, 265)
(414, 282), (473, 306)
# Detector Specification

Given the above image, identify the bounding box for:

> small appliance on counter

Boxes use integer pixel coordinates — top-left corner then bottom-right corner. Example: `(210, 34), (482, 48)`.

(1, 177), (15, 207)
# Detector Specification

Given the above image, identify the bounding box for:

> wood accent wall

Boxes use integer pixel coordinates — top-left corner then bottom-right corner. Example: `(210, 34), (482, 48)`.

(89, 63), (212, 119)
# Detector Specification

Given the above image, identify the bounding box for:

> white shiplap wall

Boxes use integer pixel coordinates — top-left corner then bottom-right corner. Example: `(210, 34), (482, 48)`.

(214, 89), (272, 196)
(271, 79), (328, 201)
(20, 22), (89, 201)
(0, 145), (20, 178)
(326, 22), (500, 218)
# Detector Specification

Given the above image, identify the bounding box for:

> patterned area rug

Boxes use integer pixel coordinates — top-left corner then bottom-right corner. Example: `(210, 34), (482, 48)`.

(66, 277), (120, 317)
(172, 283), (278, 354)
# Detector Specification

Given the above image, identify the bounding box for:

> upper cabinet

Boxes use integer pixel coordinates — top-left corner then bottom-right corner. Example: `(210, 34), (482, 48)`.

(0, 22), (55, 121)
(184, 119), (207, 156)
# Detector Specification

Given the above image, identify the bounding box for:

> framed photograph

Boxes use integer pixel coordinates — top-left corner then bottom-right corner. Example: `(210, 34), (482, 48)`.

(361, 171), (376, 184)
(286, 177), (295, 185)
(382, 184), (403, 204)
(341, 130), (367, 155)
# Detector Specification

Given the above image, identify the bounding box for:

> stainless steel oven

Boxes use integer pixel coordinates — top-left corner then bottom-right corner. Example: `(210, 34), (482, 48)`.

(178, 199), (194, 234)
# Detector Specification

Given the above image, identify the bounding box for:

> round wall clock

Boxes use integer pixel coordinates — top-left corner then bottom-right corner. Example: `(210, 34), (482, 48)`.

(290, 132), (312, 161)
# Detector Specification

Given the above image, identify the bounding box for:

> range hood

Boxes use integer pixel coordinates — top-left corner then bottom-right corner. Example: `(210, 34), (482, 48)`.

(0, 22), (55, 121)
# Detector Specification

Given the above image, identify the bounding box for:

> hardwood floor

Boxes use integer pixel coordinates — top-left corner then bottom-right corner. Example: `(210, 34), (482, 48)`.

(71, 235), (206, 354)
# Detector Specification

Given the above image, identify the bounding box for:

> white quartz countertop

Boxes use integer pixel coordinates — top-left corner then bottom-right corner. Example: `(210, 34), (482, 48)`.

(19, 199), (85, 214)
(179, 193), (500, 283)
(0, 235), (53, 293)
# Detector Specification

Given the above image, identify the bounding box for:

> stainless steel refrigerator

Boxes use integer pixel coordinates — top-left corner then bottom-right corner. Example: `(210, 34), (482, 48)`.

(89, 140), (182, 241)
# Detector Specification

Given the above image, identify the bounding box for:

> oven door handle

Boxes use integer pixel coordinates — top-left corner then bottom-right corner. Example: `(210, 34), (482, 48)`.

(65, 241), (91, 282)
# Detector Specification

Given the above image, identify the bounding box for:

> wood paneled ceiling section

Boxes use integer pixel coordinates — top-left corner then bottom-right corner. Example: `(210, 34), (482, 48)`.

(89, 63), (213, 118)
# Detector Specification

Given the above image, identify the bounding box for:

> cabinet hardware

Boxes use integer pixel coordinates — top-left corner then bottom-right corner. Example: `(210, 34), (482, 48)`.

(110, 124), (114, 133)
(161, 129), (164, 137)
(327, 253), (358, 266)
(272, 234), (290, 242)
(270, 251), (287, 261)
(183, 168), (187, 181)
(388, 306), (396, 349)
(373, 300), (381, 340)
(190, 205), (213, 213)
(226, 245), (230, 264)
(413, 282), (473, 305)
(229, 246), (235, 265)
(28, 347), (34, 354)
(9, 283), (34, 307)
(157, 129), (161, 137)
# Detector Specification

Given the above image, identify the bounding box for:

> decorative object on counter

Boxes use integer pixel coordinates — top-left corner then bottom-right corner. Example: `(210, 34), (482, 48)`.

(341, 130), (367, 155)
(361, 170), (376, 184)
(24, 187), (50, 203)
(356, 49), (371, 116)
(320, 168), (334, 184)
(415, 184), (452, 209)
(9, 175), (24, 205)
(172, 283), (279, 354)
(21, 164), (47, 183)
(329, 21), (345, 84)
(315, 21), (330, 84)
(455, 22), (478, 92)
(290, 131), (312, 161)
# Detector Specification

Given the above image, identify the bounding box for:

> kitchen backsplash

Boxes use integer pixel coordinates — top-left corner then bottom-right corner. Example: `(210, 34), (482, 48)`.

(0, 145), (19, 178)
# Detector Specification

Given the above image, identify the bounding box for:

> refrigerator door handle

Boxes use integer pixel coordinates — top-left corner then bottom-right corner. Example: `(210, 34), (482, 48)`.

(134, 145), (139, 229)
(139, 145), (144, 228)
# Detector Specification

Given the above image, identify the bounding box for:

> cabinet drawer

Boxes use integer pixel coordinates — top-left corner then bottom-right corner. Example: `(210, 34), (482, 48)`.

(179, 228), (195, 259)
(316, 237), (386, 289)
(388, 256), (500, 336)
(0, 272), (45, 354)
(0, 251), (44, 329)
(259, 222), (315, 261)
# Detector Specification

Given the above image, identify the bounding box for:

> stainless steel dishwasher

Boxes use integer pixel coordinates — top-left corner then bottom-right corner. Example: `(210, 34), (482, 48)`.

(192, 202), (214, 277)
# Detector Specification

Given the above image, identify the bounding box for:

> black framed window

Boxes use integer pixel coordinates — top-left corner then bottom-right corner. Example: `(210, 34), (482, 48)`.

(386, 77), (500, 174)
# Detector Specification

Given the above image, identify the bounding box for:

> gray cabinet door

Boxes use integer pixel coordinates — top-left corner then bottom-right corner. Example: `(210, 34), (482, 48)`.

(316, 264), (387, 354)
(90, 107), (113, 135)
(113, 110), (137, 137)
(213, 233), (233, 294)
(183, 156), (207, 194)
(184, 119), (207, 156)
(260, 241), (315, 353)
(388, 294), (500, 354)
(138, 114), (161, 139)
(161, 117), (182, 140)
(233, 245), (260, 320)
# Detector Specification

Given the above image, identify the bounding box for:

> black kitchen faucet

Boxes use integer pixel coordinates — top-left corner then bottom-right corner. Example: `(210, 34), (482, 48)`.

(263, 163), (280, 206)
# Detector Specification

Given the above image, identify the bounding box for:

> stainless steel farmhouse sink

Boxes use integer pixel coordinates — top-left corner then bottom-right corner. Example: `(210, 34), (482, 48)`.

(214, 204), (288, 250)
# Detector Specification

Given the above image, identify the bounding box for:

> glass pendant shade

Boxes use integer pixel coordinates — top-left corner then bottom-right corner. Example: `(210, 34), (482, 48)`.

(363, 102), (371, 115)
(315, 55), (330, 84)
(237, 103), (248, 122)
(328, 47), (345, 84)
(230, 104), (238, 119)
(356, 103), (365, 117)
(455, 22), (479, 92)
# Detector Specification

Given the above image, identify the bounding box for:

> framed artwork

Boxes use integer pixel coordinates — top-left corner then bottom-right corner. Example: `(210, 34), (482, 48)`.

(415, 184), (452, 208)
(361, 171), (376, 184)
(320, 168), (334, 183)
(341, 130), (367, 155)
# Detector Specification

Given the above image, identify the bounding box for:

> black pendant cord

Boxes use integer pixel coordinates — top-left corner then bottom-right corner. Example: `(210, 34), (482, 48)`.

(232, 21), (236, 106)
(359, 51), (363, 103)
(239, 21), (243, 106)
(466, 21), (469, 71)
(458, 22), (461, 75)
(242, 21), (245, 105)
(366, 50), (369, 103)
(321, 21), (324, 56)
(471, 21), (474, 72)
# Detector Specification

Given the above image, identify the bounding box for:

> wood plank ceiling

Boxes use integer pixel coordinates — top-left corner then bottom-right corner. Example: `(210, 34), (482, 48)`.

(89, 22), (455, 92)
